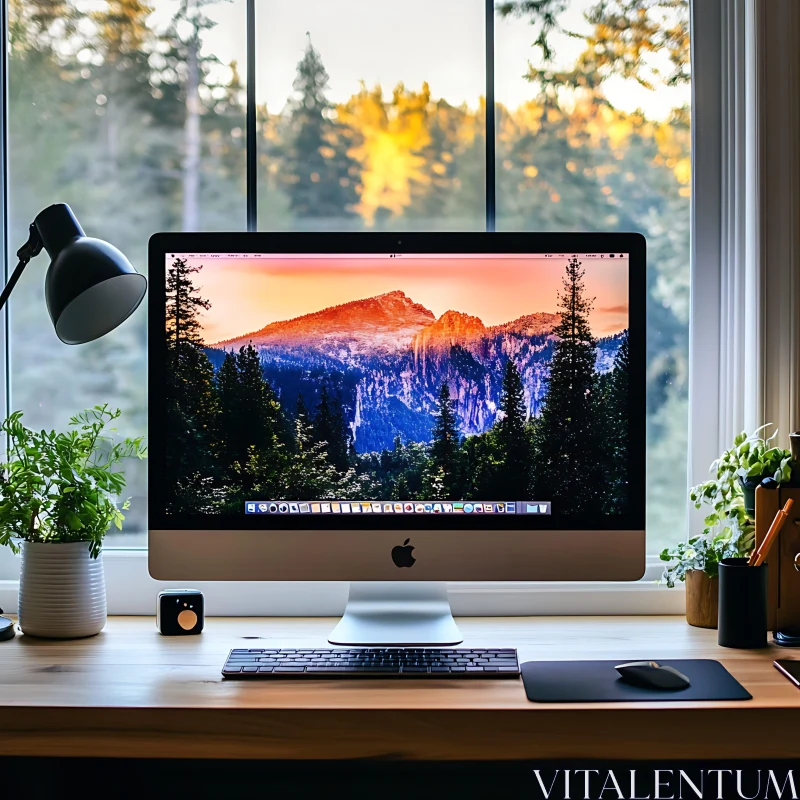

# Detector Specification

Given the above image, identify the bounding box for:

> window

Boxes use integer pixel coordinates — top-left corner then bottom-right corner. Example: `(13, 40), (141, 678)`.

(5, 0), (689, 555)
(494, 2), (691, 554)
(256, 0), (486, 232)
(6, 0), (247, 546)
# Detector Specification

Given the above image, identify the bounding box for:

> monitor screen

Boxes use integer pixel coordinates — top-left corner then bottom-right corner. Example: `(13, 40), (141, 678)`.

(161, 251), (630, 523)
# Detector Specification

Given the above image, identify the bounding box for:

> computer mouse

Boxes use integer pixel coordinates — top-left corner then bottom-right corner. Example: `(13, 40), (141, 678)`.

(615, 661), (690, 691)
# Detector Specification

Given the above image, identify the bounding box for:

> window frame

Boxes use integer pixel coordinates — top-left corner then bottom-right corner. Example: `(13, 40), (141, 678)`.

(1, 0), (750, 615)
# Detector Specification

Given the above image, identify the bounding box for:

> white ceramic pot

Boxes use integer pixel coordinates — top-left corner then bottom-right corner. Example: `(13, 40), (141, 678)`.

(18, 541), (107, 638)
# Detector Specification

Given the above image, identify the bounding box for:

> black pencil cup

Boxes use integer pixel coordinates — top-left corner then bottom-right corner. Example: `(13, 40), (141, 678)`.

(718, 557), (768, 648)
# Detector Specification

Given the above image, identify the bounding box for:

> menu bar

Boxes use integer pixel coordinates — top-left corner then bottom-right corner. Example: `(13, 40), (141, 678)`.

(174, 253), (628, 261)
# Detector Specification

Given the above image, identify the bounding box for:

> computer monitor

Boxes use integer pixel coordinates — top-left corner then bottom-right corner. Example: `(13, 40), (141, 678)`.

(149, 233), (646, 645)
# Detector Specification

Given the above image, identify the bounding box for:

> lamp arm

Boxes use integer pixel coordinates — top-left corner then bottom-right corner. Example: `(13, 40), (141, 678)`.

(0, 257), (31, 313)
(0, 223), (44, 313)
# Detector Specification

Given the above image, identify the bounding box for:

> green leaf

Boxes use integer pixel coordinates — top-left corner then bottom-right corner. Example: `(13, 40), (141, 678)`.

(713, 527), (732, 544)
(65, 511), (84, 531)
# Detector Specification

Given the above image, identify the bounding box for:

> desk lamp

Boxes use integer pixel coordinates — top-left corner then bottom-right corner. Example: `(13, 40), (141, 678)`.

(0, 203), (147, 343)
(0, 203), (147, 642)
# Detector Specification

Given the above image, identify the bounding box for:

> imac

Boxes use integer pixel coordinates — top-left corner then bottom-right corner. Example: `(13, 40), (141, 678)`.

(148, 233), (646, 645)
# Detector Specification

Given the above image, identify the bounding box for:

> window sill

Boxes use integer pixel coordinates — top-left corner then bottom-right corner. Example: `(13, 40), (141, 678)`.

(0, 550), (685, 616)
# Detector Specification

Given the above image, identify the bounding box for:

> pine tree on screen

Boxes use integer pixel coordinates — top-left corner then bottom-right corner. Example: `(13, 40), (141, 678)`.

(296, 393), (310, 423)
(164, 257), (219, 512)
(393, 473), (412, 501)
(534, 257), (605, 512)
(166, 257), (210, 349)
(217, 344), (287, 480)
(278, 407), (375, 502)
(605, 330), (630, 511)
(495, 360), (532, 498)
(429, 382), (461, 497)
(215, 351), (241, 468)
(312, 386), (352, 473)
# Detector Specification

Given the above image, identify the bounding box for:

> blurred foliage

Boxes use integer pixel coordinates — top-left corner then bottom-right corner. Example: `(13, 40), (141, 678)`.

(6, 0), (689, 549)
(497, 0), (690, 89)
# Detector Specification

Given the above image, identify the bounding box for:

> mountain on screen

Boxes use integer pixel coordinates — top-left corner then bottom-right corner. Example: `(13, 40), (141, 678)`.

(207, 291), (621, 453)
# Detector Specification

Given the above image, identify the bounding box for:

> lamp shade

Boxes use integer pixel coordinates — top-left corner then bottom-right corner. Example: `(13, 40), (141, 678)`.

(37, 204), (147, 344)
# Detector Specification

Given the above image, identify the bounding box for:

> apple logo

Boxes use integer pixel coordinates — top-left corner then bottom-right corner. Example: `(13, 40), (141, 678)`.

(391, 538), (416, 568)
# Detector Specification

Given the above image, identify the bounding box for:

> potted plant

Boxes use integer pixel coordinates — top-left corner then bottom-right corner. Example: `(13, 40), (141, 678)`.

(660, 426), (795, 628)
(0, 406), (146, 638)
(717, 425), (794, 515)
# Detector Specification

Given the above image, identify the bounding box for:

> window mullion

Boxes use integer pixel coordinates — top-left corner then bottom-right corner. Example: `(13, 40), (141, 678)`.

(485, 0), (496, 232)
(246, 0), (258, 232)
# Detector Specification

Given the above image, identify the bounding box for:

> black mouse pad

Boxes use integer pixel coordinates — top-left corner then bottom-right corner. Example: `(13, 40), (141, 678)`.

(521, 659), (751, 702)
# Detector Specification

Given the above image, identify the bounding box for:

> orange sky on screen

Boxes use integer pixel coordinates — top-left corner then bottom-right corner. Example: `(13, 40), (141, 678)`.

(176, 255), (629, 343)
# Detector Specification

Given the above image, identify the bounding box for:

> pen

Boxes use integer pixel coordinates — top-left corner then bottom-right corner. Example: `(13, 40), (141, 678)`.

(748, 498), (794, 567)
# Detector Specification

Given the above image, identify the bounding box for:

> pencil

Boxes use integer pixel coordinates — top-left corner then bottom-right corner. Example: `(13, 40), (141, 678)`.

(749, 498), (794, 567)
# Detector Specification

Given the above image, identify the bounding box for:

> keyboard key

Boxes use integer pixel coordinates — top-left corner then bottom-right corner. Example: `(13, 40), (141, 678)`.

(258, 666), (274, 673)
(275, 666), (305, 673)
(242, 666), (259, 673)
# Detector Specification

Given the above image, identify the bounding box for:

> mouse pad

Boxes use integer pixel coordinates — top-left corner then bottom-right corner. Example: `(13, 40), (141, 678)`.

(521, 660), (751, 703)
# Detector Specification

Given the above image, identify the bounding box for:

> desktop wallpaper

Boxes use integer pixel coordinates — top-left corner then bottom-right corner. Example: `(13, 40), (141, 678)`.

(163, 254), (629, 517)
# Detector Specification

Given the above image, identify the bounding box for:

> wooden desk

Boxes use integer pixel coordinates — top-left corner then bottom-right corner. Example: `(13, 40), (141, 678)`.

(0, 616), (798, 761)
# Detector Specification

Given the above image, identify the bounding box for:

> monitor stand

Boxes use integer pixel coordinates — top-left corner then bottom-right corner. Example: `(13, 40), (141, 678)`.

(328, 582), (463, 646)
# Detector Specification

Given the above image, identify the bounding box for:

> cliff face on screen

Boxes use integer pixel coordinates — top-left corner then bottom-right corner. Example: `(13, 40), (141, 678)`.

(207, 289), (622, 454)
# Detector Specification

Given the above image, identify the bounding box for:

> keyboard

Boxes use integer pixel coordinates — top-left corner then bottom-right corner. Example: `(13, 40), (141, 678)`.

(222, 647), (520, 678)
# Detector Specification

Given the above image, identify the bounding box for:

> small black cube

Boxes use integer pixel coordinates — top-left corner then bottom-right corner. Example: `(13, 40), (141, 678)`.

(157, 589), (204, 636)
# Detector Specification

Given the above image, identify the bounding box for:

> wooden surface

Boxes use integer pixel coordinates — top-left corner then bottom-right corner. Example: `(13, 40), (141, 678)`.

(755, 485), (800, 632)
(756, 485), (782, 630)
(1, 615), (799, 761)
